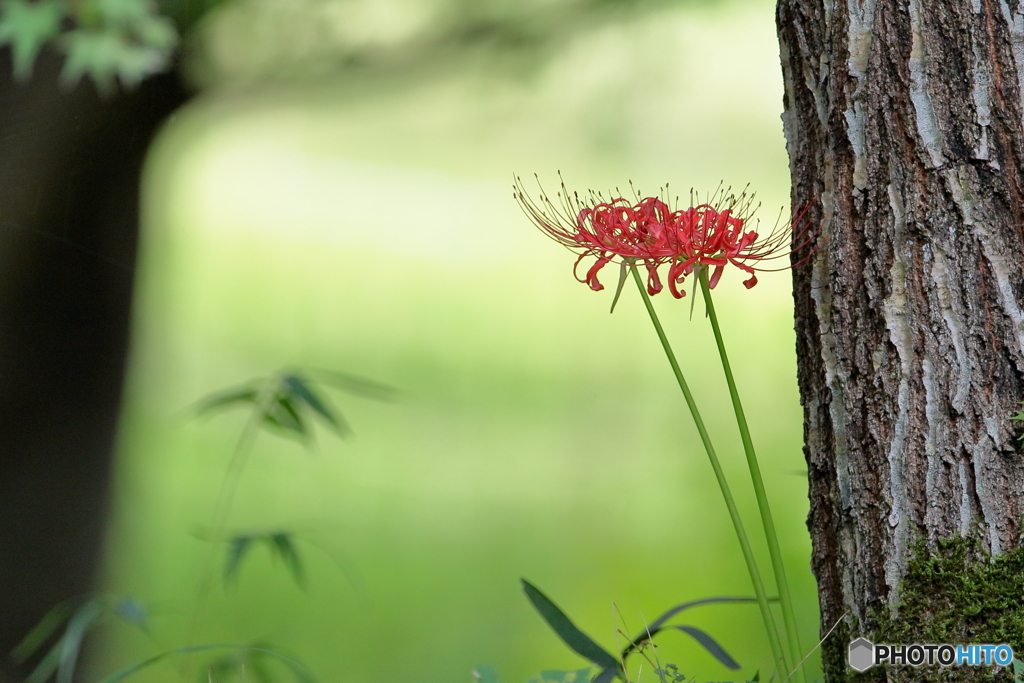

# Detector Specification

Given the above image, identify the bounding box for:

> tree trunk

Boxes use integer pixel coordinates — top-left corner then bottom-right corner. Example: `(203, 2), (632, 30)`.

(777, 0), (1024, 680)
(0, 51), (188, 682)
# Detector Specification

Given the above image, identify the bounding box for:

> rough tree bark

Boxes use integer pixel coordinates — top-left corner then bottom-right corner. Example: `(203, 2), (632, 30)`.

(776, 0), (1024, 679)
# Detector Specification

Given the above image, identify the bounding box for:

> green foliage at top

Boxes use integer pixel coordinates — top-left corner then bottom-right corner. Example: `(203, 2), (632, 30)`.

(867, 536), (1024, 683)
(0, 0), (61, 79)
(0, 0), (177, 93)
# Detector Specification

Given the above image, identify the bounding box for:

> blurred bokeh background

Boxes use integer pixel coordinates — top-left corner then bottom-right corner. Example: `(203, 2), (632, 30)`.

(96, 0), (819, 680)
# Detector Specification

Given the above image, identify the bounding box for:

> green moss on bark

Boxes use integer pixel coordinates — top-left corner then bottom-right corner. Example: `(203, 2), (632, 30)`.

(861, 536), (1024, 682)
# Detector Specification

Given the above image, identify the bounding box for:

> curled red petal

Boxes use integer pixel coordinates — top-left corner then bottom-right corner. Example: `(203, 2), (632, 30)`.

(585, 256), (612, 291)
(645, 261), (664, 295)
(708, 265), (725, 289)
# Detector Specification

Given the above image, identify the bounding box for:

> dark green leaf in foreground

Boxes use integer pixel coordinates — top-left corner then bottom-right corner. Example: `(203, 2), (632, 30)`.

(667, 625), (740, 670)
(520, 579), (620, 672)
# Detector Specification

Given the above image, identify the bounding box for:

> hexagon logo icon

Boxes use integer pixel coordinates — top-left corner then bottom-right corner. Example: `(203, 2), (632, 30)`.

(848, 638), (875, 671)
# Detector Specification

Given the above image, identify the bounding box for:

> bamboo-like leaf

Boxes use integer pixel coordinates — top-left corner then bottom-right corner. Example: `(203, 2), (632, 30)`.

(667, 625), (740, 670)
(25, 637), (62, 683)
(113, 597), (148, 630)
(224, 536), (253, 583)
(57, 599), (103, 683)
(311, 369), (396, 402)
(268, 533), (305, 589)
(195, 386), (260, 415)
(262, 395), (308, 439)
(283, 375), (349, 436)
(520, 579), (620, 672)
(11, 600), (73, 663)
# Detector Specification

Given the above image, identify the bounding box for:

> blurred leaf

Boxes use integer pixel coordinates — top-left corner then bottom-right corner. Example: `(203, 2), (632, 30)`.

(223, 532), (305, 590)
(311, 369), (397, 402)
(653, 663), (685, 683)
(472, 664), (502, 683)
(665, 625), (739, 670)
(224, 535), (253, 584)
(0, 0), (62, 79)
(590, 669), (617, 683)
(112, 598), (148, 631)
(97, 644), (317, 683)
(56, 599), (104, 683)
(263, 394), (308, 441)
(529, 668), (592, 683)
(195, 386), (260, 415)
(201, 643), (280, 683)
(195, 367), (391, 447)
(60, 28), (169, 93)
(267, 533), (305, 590)
(24, 638), (62, 683)
(520, 579), (620, 672)
(11, 601), (73, 664)
(283, 374), (349, 436)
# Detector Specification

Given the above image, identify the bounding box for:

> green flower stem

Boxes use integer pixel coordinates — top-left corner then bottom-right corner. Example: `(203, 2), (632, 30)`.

(629, 265), (789, 678)
(698, 269), (804, 683)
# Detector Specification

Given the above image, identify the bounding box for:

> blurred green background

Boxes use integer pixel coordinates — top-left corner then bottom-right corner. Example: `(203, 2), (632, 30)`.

(98, 0), (819, 681)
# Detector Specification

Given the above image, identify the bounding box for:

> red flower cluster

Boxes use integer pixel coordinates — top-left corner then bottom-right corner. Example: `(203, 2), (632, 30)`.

(515, 176), (815, 298)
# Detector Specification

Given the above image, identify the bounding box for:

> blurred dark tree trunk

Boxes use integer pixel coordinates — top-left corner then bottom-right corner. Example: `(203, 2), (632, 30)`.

(0, 51), (188, 682)
(777, 0), (1024, 680)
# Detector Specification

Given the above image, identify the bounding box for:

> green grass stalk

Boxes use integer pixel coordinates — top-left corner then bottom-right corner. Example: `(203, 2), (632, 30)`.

(629, 265), (790, 679)
(697, 268), (804, 683)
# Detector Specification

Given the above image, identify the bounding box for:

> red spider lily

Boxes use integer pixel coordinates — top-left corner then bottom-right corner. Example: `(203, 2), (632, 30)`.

(514, 175), (816, 298)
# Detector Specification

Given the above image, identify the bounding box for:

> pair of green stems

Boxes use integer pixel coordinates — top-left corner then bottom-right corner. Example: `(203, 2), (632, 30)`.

(627, 263), (805, 683)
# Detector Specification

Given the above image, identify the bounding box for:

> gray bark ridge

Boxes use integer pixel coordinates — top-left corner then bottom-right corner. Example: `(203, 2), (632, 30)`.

(777, 0), (1024, 663)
